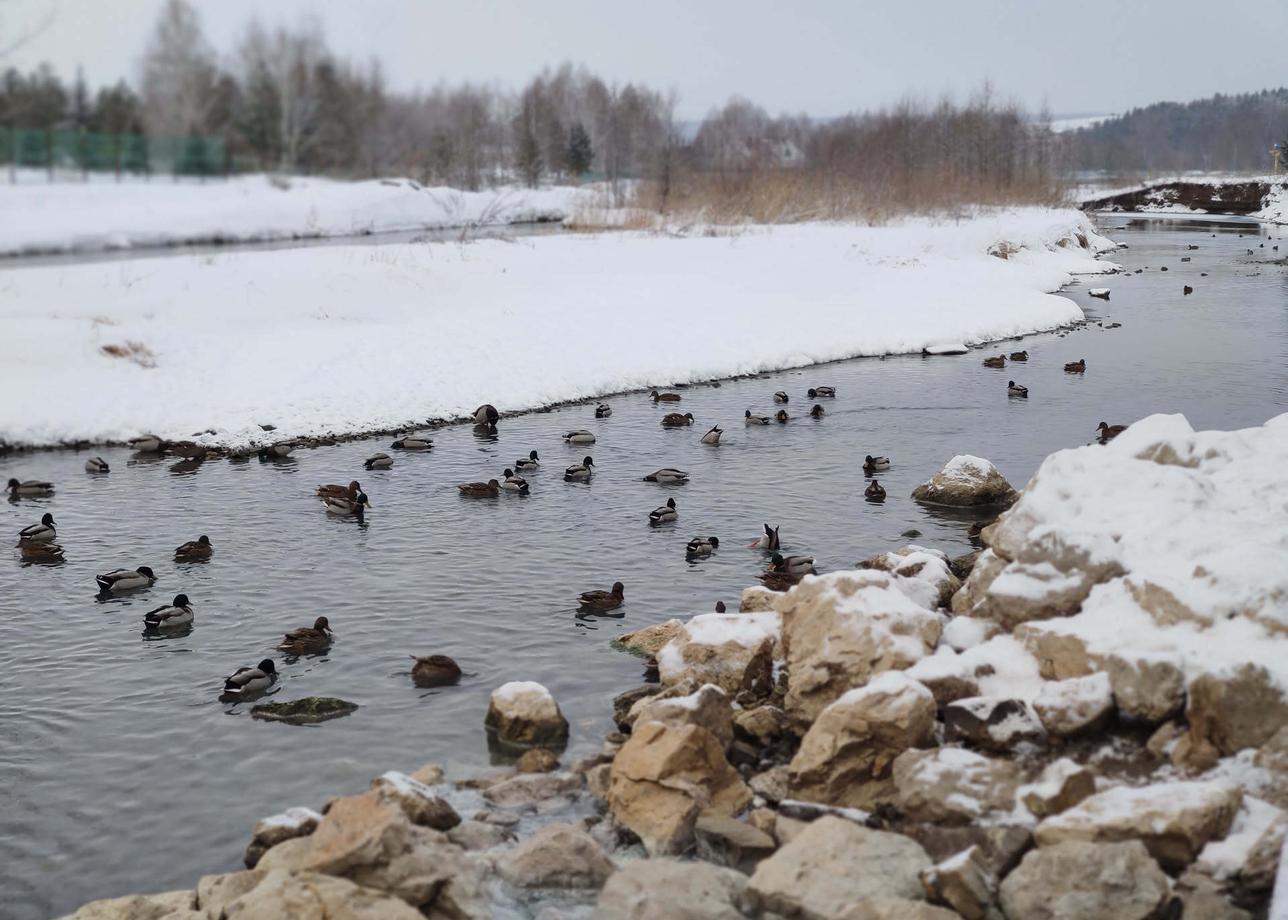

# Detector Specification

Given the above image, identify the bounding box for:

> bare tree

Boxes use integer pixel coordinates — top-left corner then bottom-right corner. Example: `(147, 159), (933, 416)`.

(139, 0), (219, 137)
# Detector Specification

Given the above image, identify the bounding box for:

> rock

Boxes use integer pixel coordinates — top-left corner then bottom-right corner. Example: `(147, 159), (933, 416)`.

(616, 618), (685, 656)
(198, 871), (265, 918)
(693, 814), (777, 873)
(739, 586), (780, 612)
(586, 762), (612, 802)
(499, 822), (615, 888)
(911, 455), (1017, 507)
(747, 816), (932, 919)
(484, 681), (570, 749)
(370, 771), (461, 830)
(748, 764), (790, 804)
(788, 672), (936, 808)
(608, 721), (752, 854)
(633, 683), (734, 750)
(773, 814), (812, 846)
(893, 747), (1021, 824)
(953, 557), (1111, 632)
(746, 807), (777, 840)
(1195, 796), (1287, 896)
(1032, 672), (1114, 736)
(447, 819), (514, 851)
(1034, 781), (1242, 872)
(857, 545), (962, 609)
(300, 790), (412, 876)
(481, 771), (582, 807)
(1254, 725), (1288, 809)
(1019, 758), (1096, 818)
(344, 826), (488, 917)
(999, 841), (1171, 920)
(593, 858), (749, 919)
(835, 901), (961, 919)
(613, 685), (662, 730)
(515, 748), (559, 773)
(902, 651), (981, 706)
(940, 616), (1000, 652)
(1013, 622), (1094, 681)
(901, 824), (1032, 878)
(409, 763), (445, 785)
(255, 835), (314, 873)
(249, 697), (359, 725)
(733, 704), (786, 745)
(222, 868), (425, 919)
(243, 807), (321, 869)
(1176, 875), (1253, 920)
(919, 846), (995, 920)
(56, 891), (197, 920)
(1185, 664), (1288, 758)
(1104, 654), (1186, 724)
(778, 570), (941, 724)
(657, 612), (779, 696)
(944, 696), (1045, 751)
(1146, 720), (1184, 759)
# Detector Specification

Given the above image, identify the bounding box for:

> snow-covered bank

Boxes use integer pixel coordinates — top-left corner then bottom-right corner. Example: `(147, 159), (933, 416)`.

(0, 209), (1116, 449)
(0, 175), (584, 257)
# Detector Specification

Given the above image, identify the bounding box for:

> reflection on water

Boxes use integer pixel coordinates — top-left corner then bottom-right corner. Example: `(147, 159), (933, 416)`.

(1, 216), (1286, 917)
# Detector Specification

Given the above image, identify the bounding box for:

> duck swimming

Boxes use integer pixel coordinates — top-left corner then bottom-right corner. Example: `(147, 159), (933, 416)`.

(564, 430), (596, 444)
(515, 450), (540, 471)
(474, 404), (500, 426)
(7, 478), (53, 498)
(84, 457), (110, 474)
(983, 355), (1006, 368)
(174, 535), (213, 561)
(865, 480), (887, 502)
(411, 654), (462, 688)
(500, 469), (530, 494)
(1097, 421), (1127, 443)
(595, 403), (613, 418)
(700, 426), (723, 444)
(364, 453), (393, 470)
(807, 386), (836, 398)
(1007, 381), (1028, 398)
(661, 412), (694, 428)
(578, 581), (625, 613)
(745, 410), (771, 425)
(20, 541), (63, 563)
(775, 409), (790, 423)
(258, 442), (294, 459)
(325, 491), (371, 515)
(649, 497), (677, 525)
(18, 513), (56, 543)
(222, 659), (277, 696)
(643, 468), (689, 483)
(317, 480), (361, 500)
(770, 553), (816, 576)
(391, 435), (433, 450)
(749, 523), (781, 550)
(863, 455), (891, 473)
(809, 405), (825, 419)
(458, 479), (501, 497)
(650, 390), (682, 402)
(1010, 350), (1029, 361)
(144, 594), (194, 629)
(564, 456), (595, 481)
(279, 617), (332, 654)
(96, 566), (157, 593)
(129, 434), (163, 453)
(773, 391), (789, 403)
(685, 536), (719, 558)
(1064, 358), (1087, 373)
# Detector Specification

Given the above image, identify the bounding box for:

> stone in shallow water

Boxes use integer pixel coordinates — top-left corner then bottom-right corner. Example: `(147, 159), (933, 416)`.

(250, 697), (359, 725)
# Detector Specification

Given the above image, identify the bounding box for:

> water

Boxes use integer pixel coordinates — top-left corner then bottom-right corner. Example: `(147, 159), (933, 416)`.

(2, 215), (1286, 917)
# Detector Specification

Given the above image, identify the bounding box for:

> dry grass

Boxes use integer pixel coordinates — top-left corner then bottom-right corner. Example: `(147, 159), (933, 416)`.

(100, 341), (157, 368)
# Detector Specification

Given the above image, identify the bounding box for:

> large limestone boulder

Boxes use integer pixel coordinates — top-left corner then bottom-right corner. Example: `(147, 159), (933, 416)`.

(616, 619), (685, 656)
(631, 683), (734, 750)
(1034, 781), (1242, 871)
(1195, 796), (1288, 896)
(952, 554), (1117, 632)
(369, 772), (460, 830)
(221, 868), (425, 919)
(1183, 664), (1288, 763)
(778, 570), (941, 724)
(1019, 758), (1096, 818)
(857, 545), (962, 609)
(1032, 672), (1114, 736)
(56, 891), (197, 920)
(693, 814), (777, 873)
(656, 612), (779, 695)
(593, 858), (749, 919)
(893, 746), (1021, 824)
(911, 455), (1017, 507)
(919, 846), (996, 920)
(498, 822), (615, 888)
(483, 681), (570, 749)
(344, 826), (488, 917)
(608, 721), (751, 855)
(302, 790), (413, 876)
(747, 816), (932, 919)
(480, 771), (581, 808)
(243, 806), (321, 869)
(788, 672), (936, 807)
(1104, 654), (1186, 724)
(999, 841), (1171, 920)
(739, 585), (780, 612)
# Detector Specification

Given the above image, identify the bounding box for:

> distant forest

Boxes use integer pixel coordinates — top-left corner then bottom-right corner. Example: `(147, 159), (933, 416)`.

(1068, 89), (1288, 174)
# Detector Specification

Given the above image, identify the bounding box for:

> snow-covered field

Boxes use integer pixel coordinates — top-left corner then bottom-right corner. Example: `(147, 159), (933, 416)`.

(0, 208), (1115, 449)
(0, 174), (585, 256)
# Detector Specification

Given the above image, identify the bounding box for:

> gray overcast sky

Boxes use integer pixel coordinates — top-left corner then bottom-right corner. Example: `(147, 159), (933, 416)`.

(4, 0), (1287, 119)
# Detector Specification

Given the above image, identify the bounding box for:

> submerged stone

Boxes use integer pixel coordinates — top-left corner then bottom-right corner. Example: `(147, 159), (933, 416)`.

(250, 697), (359, 725)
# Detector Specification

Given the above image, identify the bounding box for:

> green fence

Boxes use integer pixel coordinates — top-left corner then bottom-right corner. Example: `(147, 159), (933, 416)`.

(0, 128), (228, 177)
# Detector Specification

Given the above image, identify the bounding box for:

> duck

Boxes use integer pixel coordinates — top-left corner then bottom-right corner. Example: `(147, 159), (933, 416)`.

(749, 523), (781, 550)
(7, 478), (53, 498)
(474, 404), (500, 426)
(809, 404), (825, 419)
(983, 355), (1007, 368)
(1184, 285), (1193, 296)
(715, 601), (727, 613)
(515, 450), (541, 471)
(578, 581), (624, 612)
(84, 457), (110, 474)
(595, 403), (613, 418)
(661, 412), (694, 428)
(96, 566), (158, 593)
(770, 553), (816, 576)
(1007, 380), (1029, 398)
(864, 480), (887, 502)
(391, 435), (433, 450)
(564, 456), (595, 481)
(1097, 421), (1127, 443)
(649, 498), (678, 525)
(18, 513), (56, 543)
(325, 490), (371, 515)
(685, 536), (719, 557)
(1009, 350), (1029, 362)
(279, 617), (332, 654)
(222, 659), (278, 696)
(129, 434), (163, 453)
(775, 409), (790, 423)
(411, 654), (462, 688)
(258, 442), (294, 459)
(458, 479), (501, 497)
(364, 453), (393, 470)
(650, 389), (682, 402)
(807, 386), (836, 398)
(500, 469), (530, 494)
(773, 391), (789, 403)
(863, 455), (891, 473)
(564, 430), (596, 444)
(174, 535), (213, 561)
(1064, 358), (1087, 373)
(20, 541), (63, 563)
(317, 480), (362, 500)
(144, 594), (194, 629)
(745, 410), (772, 425)
(700, 426), (723, 445)
(968, 518), (996, 543)
(759, 570), (803, 592)
(643, 468), (689, 484)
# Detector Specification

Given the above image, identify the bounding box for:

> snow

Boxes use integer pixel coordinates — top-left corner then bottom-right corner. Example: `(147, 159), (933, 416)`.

(940, 455), (999, 484)
(376, 770), (442, 800)
(0, 174), (585, 256)
(673, 611), (781, 650)
(1042, 781), (1240, 835)
(860, 546), (957, 610)
(1088, 287), (1110, 296)
(0, 207), (1116, 448)
(810, 570), (944, 663)
(1197, 796), (1285, 880)
(255, 805), (322, 830)
(834, 669), (934, 707)
(942, 617), (994, 652)
(491, 680), (552, 703)
(922, 343), (968, 355)
(1257, 183), (1288, 225)
(906, 635), (1046, 701)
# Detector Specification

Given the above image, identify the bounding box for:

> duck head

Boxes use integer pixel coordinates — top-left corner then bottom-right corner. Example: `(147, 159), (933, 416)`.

(257, 659), (277, 675)
(314, 616), (331, 632)
(529, 450), (539, 460)
(41, 513), (55, 526)
(666, 498), (676, 509)
(583, 456), (595, 467)
(611, 581), (625, 597)
(173, 593), (190, 607)
(198, 535), (211, 546)
(137, 565), (156, 579)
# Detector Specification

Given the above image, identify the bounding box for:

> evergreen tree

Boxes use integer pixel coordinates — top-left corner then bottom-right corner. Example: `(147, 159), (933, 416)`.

(566, 121), (593, 176)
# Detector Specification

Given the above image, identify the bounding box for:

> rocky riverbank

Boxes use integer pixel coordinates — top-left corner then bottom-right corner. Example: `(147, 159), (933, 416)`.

(58, 412), (1288, 920)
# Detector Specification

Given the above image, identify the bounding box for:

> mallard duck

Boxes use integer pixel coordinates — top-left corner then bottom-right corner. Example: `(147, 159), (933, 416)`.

(1064, 359), (1086, 373)
(564, 430), (596, 444)
(279, 617), (332, 654)
(364, 453), (393, 470)
(20, 541), (63, 562)
(1097, 421), (1127, 443)
(96, 566), (157, 593)
(865, 480), (887, 502)
(578, 581), (624, 612)
(685, 536), (719, 557)
(775, 409), (790, 424)
(650, 390), (681, 402)
(317, 480), (361, 500)
(807, 386), (836, 398)
(983, 355), (1006, 368)
(863, 455), (891, 473)
(258, 442), (294, 459)
(649, 497), (677, 525)
(1007, 381), (1028, 398)
(564, 456), (595, 481)
(749, 523), (780, 550)
(759, 570), (802, 592)
(1010, 350), (1029, 361)
(174, 535), (213, 561)
(700, 426), (723, 445)
(595, 403), (612, 418)
(84, 457), (110, 474)
(222, 659), (277, 696)
(129, 434), (163, 452)
(459, 479), (501, 497)
(500, 470), (530, 494)
(809, 405), (825, 419)
(643, 468), (689, 483)
(7, 478), (53, 497)
(715, 601), (727, 613)
(144, 594), (194, 629)
(1184, 285), (1193, 296)
(411, 654), (462, 688)
(474, 404), (500, 426)
(515, 450), (540, 471)
(745, 410), (771, 425)
(661, 412), (694, 428)
(18, 513), (56, 543)
(391, 435), (433, 450)
(325, 490), (371, 515)
(773, 391), (789, 403)
(770, 553), (816, 576)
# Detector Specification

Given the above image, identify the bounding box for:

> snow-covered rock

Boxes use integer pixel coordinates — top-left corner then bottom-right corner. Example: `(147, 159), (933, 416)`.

(631, 683), (734, 750)
(1019, 758), (1097, 818)
(1196, 796), (1287, 896)
(944, 696), (1045, 752)
(912, 455), (1018, 508)
(483, 681), (570, 749)
(1182, 665), (1288, 768)
(656, 612), (779, 695)
(857, 545), (962, 609)
(243, 806), (321, 869)
(1032, 672), (1115, 737)
(369, 771), (461, 830)
(919, 846), (996, 920)
(893, 746), (1022, 824)
(616, 618), (685, 656)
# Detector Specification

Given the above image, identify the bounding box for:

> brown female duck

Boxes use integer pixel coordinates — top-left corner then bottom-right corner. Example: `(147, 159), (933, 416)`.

(279, 617), (333, 654)
(578, 581), (625, 613)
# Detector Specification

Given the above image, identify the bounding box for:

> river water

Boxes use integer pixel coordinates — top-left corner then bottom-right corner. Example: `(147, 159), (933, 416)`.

(1, 214), (1285, 917)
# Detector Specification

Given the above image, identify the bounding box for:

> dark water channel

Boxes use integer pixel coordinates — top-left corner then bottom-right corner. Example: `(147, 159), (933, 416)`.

(1, 214), (1285, 917)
